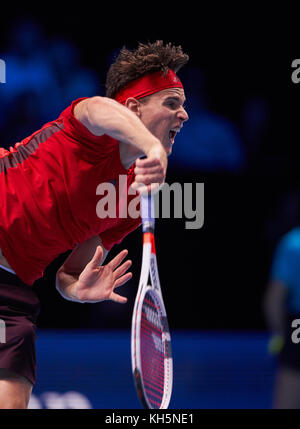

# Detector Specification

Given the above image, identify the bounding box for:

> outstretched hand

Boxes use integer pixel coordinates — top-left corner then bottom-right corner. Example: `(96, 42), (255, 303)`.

(75, 247), (132, 303)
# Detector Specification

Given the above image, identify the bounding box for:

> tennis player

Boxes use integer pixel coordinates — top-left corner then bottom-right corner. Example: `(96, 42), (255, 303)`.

(264, 227), (300, 408)
(0, 40), (189, 408)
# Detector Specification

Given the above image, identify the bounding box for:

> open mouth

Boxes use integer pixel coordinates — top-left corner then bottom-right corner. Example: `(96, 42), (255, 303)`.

(169, 129), (177, 144)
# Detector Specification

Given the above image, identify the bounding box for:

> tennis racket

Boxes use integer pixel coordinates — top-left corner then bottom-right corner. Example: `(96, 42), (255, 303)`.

(131, 193), (173, 409)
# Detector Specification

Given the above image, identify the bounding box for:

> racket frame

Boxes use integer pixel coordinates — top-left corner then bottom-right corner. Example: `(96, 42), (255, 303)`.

(131, 194), (173, 409)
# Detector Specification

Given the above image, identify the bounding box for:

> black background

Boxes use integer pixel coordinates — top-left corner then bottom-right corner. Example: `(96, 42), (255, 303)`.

(1, 7), (299, 331)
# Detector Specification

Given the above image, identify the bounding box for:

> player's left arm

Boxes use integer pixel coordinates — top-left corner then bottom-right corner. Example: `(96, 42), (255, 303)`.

(56, 235), (132, 304)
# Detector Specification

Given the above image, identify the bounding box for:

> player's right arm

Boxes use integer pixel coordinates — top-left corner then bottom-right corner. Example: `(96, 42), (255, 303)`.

(56, 235), (132, 304)
(74, 96), (167, 193)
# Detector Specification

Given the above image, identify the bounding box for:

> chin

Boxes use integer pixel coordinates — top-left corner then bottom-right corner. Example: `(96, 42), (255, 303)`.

(167, 147), (173, 156)
(163, 142), (173, 156)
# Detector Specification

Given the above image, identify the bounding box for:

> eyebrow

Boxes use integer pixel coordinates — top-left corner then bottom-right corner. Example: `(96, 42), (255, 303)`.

(165, 95), (186, 105)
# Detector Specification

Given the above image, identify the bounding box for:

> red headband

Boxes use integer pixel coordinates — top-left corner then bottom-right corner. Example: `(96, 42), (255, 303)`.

(114, 69), (183, 104)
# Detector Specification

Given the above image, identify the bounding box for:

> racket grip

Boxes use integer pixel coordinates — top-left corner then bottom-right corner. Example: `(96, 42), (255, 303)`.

(141, 194), (155, 231)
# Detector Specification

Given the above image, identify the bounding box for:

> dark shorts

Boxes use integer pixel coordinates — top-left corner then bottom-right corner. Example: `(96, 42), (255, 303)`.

(0, 268), (40, 385)
(279, 314), (300, 370)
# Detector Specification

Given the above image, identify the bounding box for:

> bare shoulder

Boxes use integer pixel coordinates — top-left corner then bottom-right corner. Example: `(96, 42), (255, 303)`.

(73, 97), (96, 120)
(73, 96), (110, 136)
(73, 96), (118, 120)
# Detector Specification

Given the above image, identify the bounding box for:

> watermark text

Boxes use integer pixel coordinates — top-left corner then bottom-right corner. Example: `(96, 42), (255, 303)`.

(96, 176), (204, 230)
(0, 59), (6, 83)
(291, 319), (300, 344)
(0, 319), (6, 343)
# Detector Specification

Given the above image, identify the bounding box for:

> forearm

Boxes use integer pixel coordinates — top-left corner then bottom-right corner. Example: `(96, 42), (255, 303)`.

(79, 97), (162, 155)
(264, 301), (286, 335)
(263, 282), (287, 335)
(56, 240), (109, 303)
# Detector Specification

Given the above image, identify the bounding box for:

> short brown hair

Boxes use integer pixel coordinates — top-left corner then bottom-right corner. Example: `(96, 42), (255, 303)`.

(105, 40), (189, 99)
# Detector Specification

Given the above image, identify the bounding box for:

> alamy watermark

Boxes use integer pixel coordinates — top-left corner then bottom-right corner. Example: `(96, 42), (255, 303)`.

(291, 319), (300, 344)
(96, 176), (204, 230)
(0, 58), (6, 83)
(0, 319), (6, 343)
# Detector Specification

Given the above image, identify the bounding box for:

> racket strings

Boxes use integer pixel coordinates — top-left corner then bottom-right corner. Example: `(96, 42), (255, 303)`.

(140, 292), (165, 408)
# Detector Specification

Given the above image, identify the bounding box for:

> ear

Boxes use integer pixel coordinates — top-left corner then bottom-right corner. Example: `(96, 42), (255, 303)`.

(124, 97), (141, 117)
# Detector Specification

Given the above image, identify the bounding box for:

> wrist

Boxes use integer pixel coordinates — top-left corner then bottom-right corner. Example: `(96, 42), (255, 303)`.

(67, 282), (83, 303)
(56, 274), (84, 303)
(144, 139), (164, 157)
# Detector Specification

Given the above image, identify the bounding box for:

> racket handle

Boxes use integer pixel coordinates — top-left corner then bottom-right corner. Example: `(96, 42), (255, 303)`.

(141, 194), (155, 231)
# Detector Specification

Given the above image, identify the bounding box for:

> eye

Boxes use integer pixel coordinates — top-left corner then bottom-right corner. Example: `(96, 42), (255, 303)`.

(166, 100), (178, 109)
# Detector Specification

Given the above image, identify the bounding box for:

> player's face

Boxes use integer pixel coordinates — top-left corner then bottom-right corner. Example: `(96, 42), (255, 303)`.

(138, 88), (188, 155)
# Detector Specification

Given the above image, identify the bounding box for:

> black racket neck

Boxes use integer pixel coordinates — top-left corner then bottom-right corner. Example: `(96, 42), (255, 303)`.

(143, 223), (155, 234)
(141, 195), (155, 234)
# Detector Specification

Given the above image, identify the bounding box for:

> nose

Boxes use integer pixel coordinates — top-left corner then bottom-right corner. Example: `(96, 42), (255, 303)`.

(178, 106), (189, 123)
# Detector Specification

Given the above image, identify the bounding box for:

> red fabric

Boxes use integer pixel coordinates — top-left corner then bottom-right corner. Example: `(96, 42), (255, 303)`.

(0, 98), (141, 285)
(114, 69), (183, 104)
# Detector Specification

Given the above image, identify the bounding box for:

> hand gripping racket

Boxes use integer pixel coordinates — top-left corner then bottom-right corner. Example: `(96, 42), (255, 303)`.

(131, 194), (173, 409)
